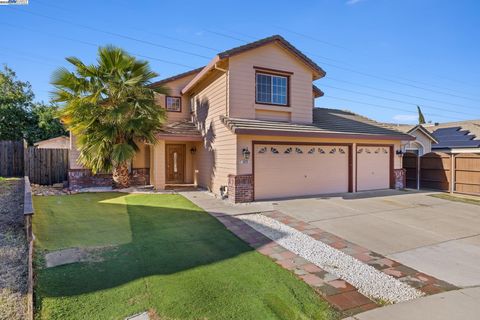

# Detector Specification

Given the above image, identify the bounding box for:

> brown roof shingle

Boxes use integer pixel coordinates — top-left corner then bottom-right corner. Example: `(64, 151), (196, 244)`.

(149, 67), (204, 88)
(157, 120), (201, 137)
(220, 108), (413, 140)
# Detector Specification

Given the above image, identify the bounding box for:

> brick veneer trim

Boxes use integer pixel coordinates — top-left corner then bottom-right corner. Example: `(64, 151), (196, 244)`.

(263, 210), (458, 297)
(227, 174), (254, 203)
(68, 168), (150, 189)
(394, 168), (406, 189)
(211, 212), (378, 315)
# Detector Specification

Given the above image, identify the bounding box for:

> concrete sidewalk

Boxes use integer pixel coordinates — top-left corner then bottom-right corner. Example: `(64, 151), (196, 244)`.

(344, 287), (480, 320)
(179, 190), (273, 216)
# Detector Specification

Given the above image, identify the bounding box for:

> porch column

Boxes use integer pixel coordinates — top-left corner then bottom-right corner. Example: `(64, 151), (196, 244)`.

(352, 143), (357, 192)
(150, 140), (166, 190)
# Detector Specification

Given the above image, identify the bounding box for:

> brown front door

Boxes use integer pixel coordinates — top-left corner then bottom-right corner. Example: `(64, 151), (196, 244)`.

(166, 144), (186, 183)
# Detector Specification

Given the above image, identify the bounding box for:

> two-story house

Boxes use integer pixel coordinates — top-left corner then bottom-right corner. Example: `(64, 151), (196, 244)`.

(69, 35), (414, 202)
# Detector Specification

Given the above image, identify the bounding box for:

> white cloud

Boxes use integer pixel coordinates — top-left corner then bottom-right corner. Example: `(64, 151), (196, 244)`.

(392, 114), (417, 123)
(346, 0), (365, 5)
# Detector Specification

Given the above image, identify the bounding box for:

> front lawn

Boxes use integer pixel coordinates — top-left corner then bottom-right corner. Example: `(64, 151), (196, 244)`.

(33, 193), (335, 320)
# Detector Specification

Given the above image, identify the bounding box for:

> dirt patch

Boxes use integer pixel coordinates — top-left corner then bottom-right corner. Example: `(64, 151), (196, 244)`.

(44, 246), (112, 268)
(0, 178), (27, 320)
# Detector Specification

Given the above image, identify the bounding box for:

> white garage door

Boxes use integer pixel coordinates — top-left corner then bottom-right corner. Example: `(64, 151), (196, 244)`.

(356, 146), (391, 191)
(254, 144), (350, 200)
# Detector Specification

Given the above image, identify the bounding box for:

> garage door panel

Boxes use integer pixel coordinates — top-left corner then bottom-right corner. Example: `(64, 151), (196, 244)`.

(254, 144), (349, 200)
(356, 146), (391, 191)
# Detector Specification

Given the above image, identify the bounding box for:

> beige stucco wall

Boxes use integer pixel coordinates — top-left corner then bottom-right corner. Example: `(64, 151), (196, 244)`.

(132, 142), (150, 169)
(70, 132), (151, 171)
(228, 42), (315, 124)
(155, 73), (198, 123)
(150, 140), (165, 188)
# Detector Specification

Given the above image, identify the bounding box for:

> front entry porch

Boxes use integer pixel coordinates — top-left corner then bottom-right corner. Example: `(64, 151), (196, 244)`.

(150, 138), (202, 190)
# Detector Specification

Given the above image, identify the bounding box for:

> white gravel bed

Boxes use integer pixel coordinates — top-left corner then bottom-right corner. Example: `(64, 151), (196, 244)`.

(239, 213), (423, 303)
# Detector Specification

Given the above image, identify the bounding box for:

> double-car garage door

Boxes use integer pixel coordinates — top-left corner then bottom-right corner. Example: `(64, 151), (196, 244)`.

(253, 143), (391, 200)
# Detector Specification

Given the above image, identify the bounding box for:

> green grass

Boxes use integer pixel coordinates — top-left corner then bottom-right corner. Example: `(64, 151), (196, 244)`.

(430, 193), (480, 206)
(33, 193), (336, 320)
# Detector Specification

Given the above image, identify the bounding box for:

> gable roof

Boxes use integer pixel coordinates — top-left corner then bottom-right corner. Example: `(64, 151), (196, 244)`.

(149, 67), (204, 88)
(217, 35), (326, 78)
(386, 124), (438, 143)
(221, 108), (413, 141)
(406, 125), (438, 143)
(182, 35), (326, 94)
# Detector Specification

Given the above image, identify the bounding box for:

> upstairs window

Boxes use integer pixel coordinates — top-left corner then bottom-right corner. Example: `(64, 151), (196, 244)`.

(256, 72), (289, 106)
(166, 96), (181, 112)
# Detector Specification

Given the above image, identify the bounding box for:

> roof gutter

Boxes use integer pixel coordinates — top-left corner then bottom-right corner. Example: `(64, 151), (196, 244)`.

(232, 128), (415, 141)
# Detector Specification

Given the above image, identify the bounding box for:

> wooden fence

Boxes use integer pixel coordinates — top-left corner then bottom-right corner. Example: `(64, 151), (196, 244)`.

(420, 152), (452, 191)
(403, 152), (480, 196)
(403, 152), (419, 189)
(0, 140), (24, 177)
(454, 154), (480, 195)
(24, 147), (69, 185)
(1, 140), (68, 184)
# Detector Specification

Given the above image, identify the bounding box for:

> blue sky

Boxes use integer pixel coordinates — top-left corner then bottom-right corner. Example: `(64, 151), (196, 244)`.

(1, 0), (479, 124)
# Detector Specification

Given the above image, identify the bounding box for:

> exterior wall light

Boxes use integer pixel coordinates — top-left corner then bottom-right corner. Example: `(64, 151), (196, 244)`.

(396, 149), (404, 156)
(242, 147), (251, 160)
(190, 147), (197, 155)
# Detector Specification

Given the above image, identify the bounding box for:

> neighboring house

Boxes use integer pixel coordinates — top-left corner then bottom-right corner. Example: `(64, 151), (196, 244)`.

(34, 136), (70, 149)
(70, 35), (414, 202)
(386, 124), (438, 156)
(427, 120), (480, 153)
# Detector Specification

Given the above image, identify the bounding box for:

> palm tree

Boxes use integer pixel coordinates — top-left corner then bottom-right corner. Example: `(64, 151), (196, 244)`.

(52, 46), (168, 188)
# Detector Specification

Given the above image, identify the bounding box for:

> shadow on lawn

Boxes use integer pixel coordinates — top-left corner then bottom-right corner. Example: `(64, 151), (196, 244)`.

(37, 193), (284, 298)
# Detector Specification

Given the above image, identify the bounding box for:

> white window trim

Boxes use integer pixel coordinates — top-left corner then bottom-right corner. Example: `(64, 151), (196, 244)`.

(256, 72), (288, 106)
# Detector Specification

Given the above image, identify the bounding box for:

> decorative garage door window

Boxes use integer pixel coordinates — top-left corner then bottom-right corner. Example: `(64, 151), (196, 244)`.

(357, 147), (389, 154)
(257, 145), (347, 155)
(254, 144), (350, 200)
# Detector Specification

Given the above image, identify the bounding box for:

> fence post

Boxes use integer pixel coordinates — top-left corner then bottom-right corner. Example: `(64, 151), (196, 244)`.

(450, 153), (455, 194)
(417, 155), (420, 190)
(23, 176), (35, 320)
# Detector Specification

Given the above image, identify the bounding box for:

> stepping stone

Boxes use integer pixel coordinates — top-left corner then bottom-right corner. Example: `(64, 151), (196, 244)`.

(45, 248), (89, 268)
(125, 312), (149, 320)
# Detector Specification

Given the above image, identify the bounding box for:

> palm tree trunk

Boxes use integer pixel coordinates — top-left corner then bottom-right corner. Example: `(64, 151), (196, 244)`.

(112, 162), (130, 189)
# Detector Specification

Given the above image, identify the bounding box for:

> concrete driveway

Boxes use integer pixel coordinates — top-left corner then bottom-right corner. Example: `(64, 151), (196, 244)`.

(269, 190), (480, 288)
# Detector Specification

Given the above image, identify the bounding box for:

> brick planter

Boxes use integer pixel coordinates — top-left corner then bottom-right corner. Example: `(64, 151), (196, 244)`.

(394, 168), (406, 189)
(227, 174), (254, 203)
(131, 168), (150, 186)
(68, 168), (150, 189)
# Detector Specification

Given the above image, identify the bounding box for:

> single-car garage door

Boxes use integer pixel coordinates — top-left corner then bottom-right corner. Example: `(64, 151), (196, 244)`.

(356, 145), (391, 191)
(254, 144), (350, 200)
